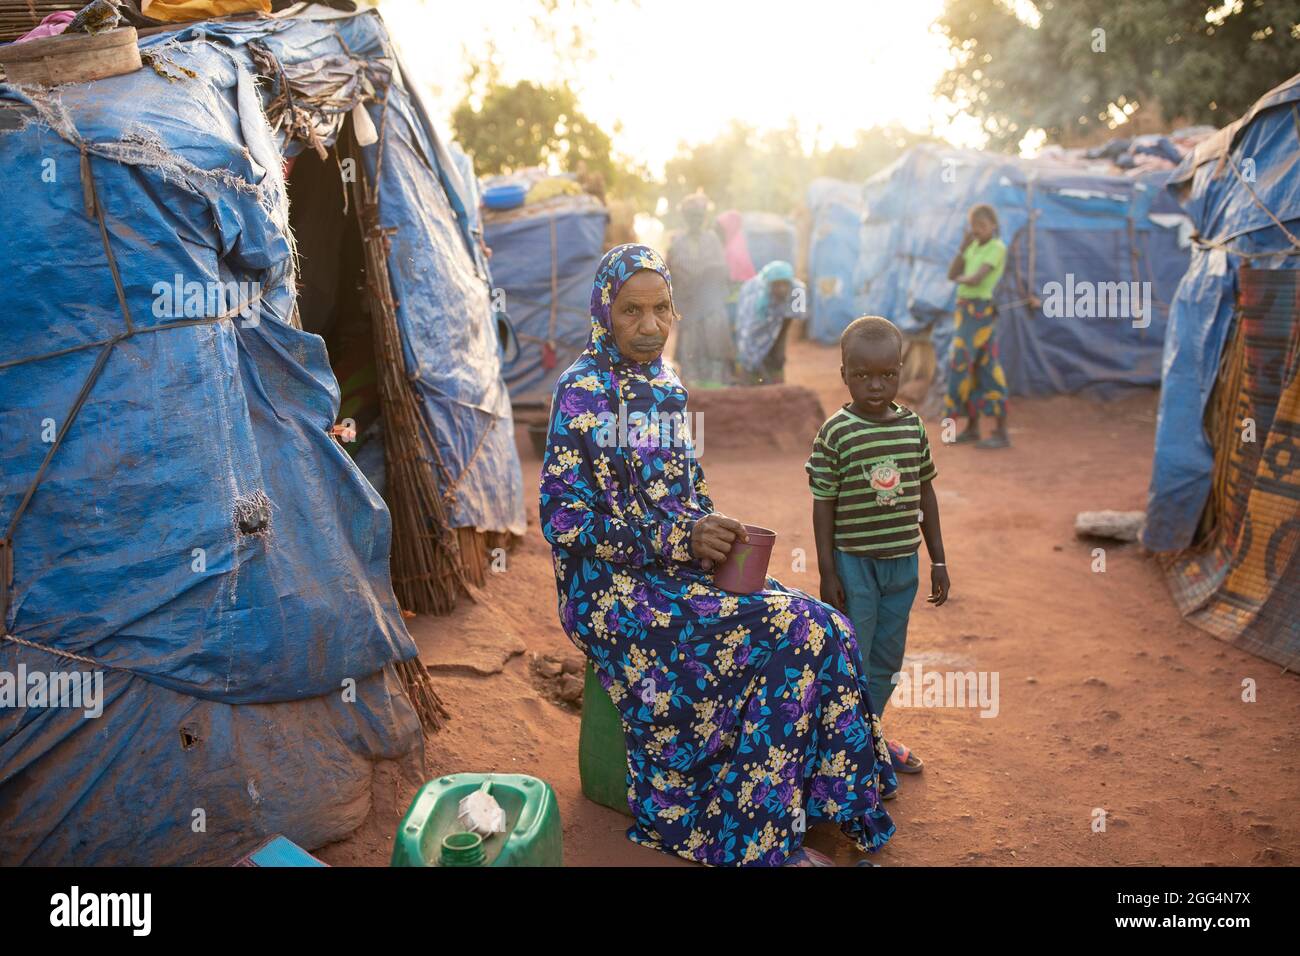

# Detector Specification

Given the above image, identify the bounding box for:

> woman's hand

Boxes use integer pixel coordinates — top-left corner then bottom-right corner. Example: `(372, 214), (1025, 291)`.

(927, 565), (950, 606)
(691, 513), (748, 568)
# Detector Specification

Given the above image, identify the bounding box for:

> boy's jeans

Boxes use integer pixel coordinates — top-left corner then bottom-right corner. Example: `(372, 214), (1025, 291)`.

(833, 549), (919, 719)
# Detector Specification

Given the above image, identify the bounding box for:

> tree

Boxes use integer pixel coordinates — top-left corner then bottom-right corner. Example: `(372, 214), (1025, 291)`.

(936, 0), (1300, 150)
(451, 81), (607, 176)
(662, 123), (936, 216)
(452, 80), (654, 205)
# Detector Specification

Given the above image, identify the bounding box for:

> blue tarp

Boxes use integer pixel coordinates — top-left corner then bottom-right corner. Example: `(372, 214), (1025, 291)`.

(741, 211), (797, 273)
(807, 178), (864, 342)
(0, 10), (520, 864)
(837, 145), (1191, 397)
(1143, 74), (1300, 552)
(486, 197), (609, 403)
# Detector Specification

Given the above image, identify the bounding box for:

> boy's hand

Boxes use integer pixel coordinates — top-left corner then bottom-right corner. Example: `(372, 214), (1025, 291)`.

(927, 565), (950, 606)
(692, 512), (748, 568)
(959, 230), (975, 251)
(820, 572), (847, 614)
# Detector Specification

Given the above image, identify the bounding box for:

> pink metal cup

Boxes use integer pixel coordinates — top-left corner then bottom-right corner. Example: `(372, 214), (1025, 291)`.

(711, 524), (776, 594)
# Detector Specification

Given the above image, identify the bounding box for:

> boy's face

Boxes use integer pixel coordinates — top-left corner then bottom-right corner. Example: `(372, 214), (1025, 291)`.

(842, 336), (902, 415)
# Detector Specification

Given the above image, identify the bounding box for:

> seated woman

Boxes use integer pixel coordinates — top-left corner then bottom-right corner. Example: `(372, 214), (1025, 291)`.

(540, 244), (896, 867)
(734, 260), (807, 385)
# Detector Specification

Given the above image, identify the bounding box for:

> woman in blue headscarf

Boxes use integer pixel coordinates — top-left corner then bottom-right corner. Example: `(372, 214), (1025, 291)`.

(540, 244), (896, 866)
(734, 260), (806, 385)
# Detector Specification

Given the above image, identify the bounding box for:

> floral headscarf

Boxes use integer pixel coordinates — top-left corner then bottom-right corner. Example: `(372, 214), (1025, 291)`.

(587, 243), (676, 372)
(573, 243), (705, 521)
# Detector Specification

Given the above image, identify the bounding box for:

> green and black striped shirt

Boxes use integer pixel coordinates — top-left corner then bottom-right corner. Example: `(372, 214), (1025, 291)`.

(805, 403), (937, 557)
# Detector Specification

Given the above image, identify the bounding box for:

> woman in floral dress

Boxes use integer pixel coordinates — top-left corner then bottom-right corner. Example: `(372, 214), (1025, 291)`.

(540, 244), (897, 866)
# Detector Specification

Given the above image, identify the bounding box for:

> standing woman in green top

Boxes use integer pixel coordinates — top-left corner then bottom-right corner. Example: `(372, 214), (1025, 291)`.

(945, 204), (1011, 449)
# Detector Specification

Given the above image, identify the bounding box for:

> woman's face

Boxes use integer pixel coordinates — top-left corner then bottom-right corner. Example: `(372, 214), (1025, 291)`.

(769, 279), (793, 301)
(610, 269), (675, 363)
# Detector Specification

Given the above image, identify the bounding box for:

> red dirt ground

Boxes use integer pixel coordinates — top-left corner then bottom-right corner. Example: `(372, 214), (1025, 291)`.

(318, 336), (1300, 867)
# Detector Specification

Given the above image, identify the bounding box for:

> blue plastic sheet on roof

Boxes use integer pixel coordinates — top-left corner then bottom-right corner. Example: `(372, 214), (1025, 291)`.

(486, 199), (609, 403)
(1143, 74), (1300, 552)
(0, 10), (521, 864)
(842, 144), (1191, 398)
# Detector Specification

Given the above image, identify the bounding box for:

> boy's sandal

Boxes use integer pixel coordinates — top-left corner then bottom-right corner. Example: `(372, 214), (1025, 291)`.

(783, 846), (836, 867)
(887, 739), (924, 774)
(976, 434), (1010, 449)
(953, 430), (981, 444)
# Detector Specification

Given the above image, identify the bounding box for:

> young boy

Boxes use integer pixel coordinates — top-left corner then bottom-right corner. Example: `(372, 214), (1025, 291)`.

(805, 315), (949, 797)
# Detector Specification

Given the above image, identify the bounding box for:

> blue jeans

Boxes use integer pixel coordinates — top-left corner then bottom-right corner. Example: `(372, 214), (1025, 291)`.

(833, 549), (919, 719)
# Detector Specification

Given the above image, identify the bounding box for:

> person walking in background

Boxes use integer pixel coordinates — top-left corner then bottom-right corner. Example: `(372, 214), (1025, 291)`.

(666, 192), (734, 387)
(945, 204), (1010, 449)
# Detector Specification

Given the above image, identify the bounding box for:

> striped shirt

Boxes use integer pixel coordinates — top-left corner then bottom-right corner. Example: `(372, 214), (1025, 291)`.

(805, 403), (937, 557)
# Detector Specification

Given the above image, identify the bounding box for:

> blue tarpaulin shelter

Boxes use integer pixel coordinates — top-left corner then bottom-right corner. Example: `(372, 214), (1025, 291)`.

(484, 189), (608, 404)
(741, 211), (797, 273)
(1140, 73), (1300, 667)
(807, 177), (864, 342)
(0, 9), (521, 864)
(840, 145), (1192, 397)
(1144, 73), (1300, 551)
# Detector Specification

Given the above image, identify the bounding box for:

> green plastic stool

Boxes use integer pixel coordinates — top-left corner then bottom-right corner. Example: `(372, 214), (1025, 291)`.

(578, 662), (633, 817)
(390, 773), (563, 867)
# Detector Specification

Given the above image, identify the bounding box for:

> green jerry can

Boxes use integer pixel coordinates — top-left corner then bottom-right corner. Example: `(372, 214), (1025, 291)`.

(578, 661), (633, 816)
(390, 773), (562, 867)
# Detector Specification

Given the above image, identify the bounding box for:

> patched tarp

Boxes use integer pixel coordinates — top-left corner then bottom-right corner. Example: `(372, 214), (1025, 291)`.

(840, 144), (1192, 398)
(741, 210), (797, 273)
(0, 9), (518, 864)
(807, 177), (864, 343)
(1143, 72), (1300, 555)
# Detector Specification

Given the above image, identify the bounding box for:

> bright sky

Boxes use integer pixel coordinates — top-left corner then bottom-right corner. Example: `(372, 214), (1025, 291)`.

(378, 0), (987, 174)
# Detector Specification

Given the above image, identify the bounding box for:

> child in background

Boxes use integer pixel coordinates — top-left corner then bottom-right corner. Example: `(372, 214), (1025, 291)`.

(805, 315), (950, 798)
(945, 203), (1010, 448)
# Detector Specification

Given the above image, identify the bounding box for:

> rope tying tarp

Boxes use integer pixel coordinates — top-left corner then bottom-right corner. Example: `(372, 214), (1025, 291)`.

(0, 131), (274, 642)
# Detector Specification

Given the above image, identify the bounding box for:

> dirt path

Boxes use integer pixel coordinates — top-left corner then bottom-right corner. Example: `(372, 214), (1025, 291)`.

(319, 337), (1300, 867)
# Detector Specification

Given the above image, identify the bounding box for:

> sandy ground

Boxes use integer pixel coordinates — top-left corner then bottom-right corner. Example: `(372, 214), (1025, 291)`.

(318, 337), (1300, 867)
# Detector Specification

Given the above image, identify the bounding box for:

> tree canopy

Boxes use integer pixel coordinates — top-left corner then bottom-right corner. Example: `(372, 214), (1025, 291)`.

(451, 81), (609, 178)
(937, 0), (1300, 150)
(662, 123), (936, 217)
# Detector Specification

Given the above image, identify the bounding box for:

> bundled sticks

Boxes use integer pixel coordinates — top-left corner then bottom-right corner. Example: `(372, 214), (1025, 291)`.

(346, 145), (471, 615)
(340, 116), (477, 732)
